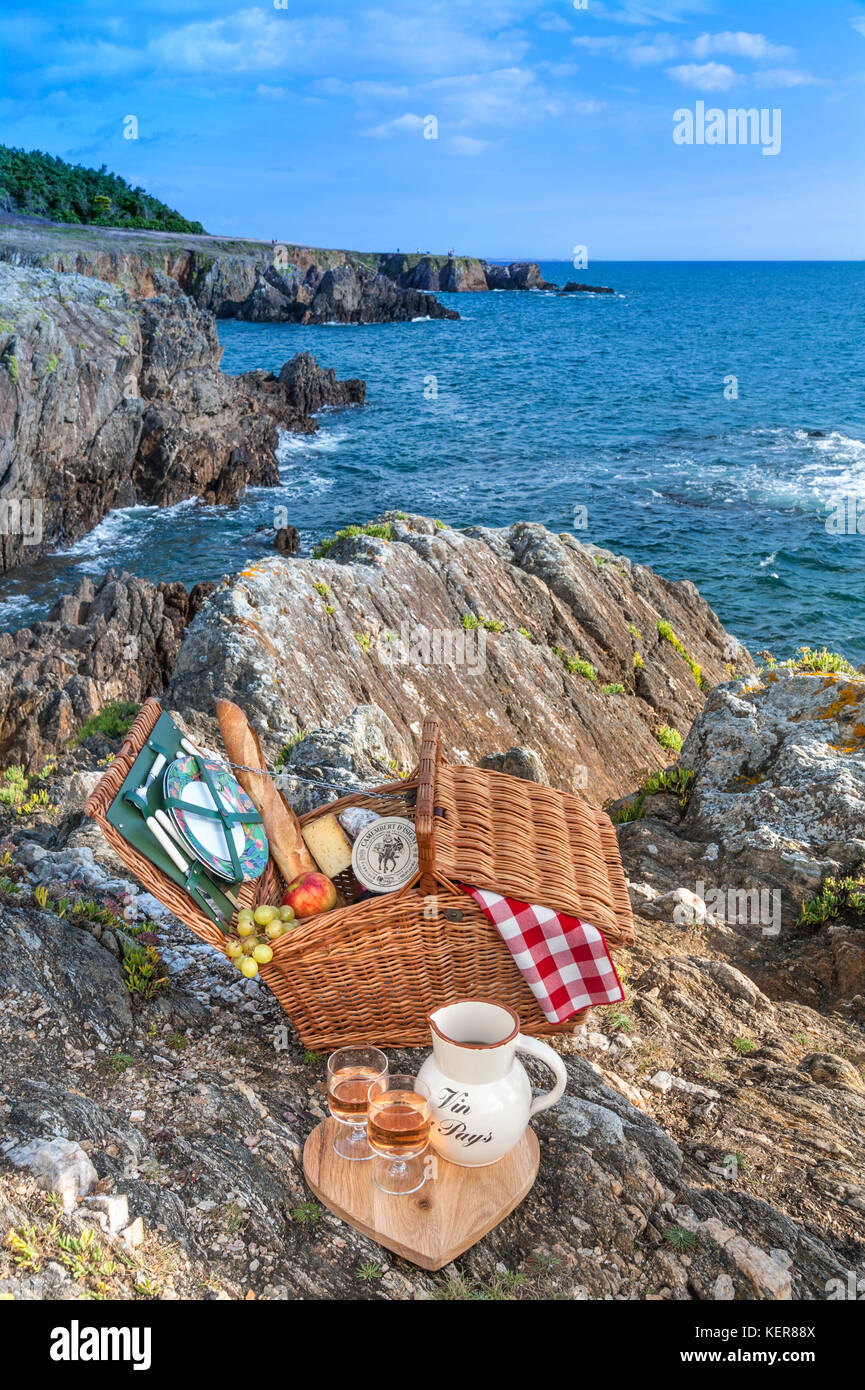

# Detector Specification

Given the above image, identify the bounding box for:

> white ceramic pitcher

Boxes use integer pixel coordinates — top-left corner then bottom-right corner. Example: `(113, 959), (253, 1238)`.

(417, 1000), (568, 1167)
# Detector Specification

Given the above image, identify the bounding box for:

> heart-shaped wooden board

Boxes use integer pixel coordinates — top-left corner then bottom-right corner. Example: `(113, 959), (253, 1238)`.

(303, 1118), (539, 1271)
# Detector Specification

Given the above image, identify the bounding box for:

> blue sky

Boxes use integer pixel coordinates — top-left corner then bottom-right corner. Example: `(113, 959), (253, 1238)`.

(2, 0), (864, 258)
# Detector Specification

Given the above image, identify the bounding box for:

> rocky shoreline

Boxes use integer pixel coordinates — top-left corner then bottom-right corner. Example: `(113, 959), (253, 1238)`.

(0, 214), (607, 325)
(0, 229), (861, 1302)
(0, 263), (364, 572)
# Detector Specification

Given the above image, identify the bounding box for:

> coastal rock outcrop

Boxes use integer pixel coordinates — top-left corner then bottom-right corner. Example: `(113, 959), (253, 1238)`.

(0, 571), (204, 771)
(619, 667), (865, 909)
(0, 216), (573, 320)
(0, 218), (460, 325)
(616, 664), (865, 1013)
(559, 281), (615, 295)
(232, 262), (459, 324)
(481, 260), (556, 291)
(0, 264), (364, 571)
(168, 513), (752, 804)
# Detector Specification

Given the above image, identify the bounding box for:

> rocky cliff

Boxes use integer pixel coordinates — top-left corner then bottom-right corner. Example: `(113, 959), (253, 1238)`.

(168, 513), (752, 805)
(0, 216), (459, 325)
(0, 571), (212, 772)
(0, 214), (571, 324)
(0, 263), (364, 572)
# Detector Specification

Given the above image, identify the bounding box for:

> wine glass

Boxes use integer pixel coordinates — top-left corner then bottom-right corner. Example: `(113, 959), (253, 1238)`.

(327, 1047), (388, 1161)
(366, 1072), (431, 1195)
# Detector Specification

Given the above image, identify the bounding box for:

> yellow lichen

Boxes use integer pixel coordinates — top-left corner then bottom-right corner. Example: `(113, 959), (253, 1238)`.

(828, 722), (865, 755)
(815, 684), (864, 720)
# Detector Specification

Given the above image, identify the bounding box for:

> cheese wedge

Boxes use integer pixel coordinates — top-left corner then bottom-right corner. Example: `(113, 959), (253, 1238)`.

(302, 813), (354, 878)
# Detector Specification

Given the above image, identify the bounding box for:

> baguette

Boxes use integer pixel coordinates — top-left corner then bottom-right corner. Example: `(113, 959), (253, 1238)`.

(216, 700), (316, 885)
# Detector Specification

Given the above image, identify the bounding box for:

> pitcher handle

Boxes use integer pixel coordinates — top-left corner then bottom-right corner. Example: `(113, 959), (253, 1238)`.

(516, 1034), (568, 1118)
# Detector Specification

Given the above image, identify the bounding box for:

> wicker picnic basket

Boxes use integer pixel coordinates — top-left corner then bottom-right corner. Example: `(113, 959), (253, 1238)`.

(85, 698), (634, 1049)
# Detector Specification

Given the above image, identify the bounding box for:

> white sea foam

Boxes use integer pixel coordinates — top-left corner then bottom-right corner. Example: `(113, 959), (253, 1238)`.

(56, 498), (200, 562)
(277, 427), (347, 460)
(0, 593), (36, 627)
(759, 552), (777, 567)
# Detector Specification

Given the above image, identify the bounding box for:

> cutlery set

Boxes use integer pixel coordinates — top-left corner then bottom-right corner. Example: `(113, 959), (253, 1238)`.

(111, 714), (268, 930)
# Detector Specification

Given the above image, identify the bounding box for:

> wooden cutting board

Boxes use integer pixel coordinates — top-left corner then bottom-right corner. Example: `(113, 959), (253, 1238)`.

(303, 1118), (539, 1271)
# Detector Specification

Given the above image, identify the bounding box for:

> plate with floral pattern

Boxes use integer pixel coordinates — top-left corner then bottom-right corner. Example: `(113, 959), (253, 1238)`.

(162, 756), (268, 882)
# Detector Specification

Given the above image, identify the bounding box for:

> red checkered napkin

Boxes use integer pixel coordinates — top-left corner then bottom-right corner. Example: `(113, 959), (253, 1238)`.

(459, 884), (624, 1023)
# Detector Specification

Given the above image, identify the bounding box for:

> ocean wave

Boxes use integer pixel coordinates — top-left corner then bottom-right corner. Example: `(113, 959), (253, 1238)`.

(277, 427), (347, 459)
(0, 592), (37, 627)
(56, 497), (202, 562)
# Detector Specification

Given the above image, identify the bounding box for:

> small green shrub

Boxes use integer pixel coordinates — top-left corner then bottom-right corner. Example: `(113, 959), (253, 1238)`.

(602, 682), (625, 694)
(75, 701), (140, 744)
(122, 937), (168, 1000)
(609, 765), (695, 825)
(657, 725), (683, 753)
(0, 765), (28, 807)
(664, 1226), (696, 1252)
(784, 646), (856, 675)
(313, 521), (393, 558)
(657, 620), (704, 689)
(275, 729), (307, 768)
(634, 652), (644, 670)
(798, 874), (865, 930)
(564, 655), (597, 680)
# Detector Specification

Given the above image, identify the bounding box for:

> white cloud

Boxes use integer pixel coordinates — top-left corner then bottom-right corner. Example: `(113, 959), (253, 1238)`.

(573, 34), (681, 64)
(365, 112), (426, 138)
(752, 68), (823, 88)
(691, 31), (794, 62)
(594, 1), (712, 24)
(537, 12), (572, 32)
(575, 28), (798, 69)
(147, 9), (336, 76)
(37, 3), (531, 85)
(449, 134), (490, 156)
(627, 36), (682, 65)
(667, 62), (739, 91)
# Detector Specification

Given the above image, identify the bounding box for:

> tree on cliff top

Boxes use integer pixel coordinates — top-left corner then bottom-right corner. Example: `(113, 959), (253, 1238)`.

(0, 146), (206, 234)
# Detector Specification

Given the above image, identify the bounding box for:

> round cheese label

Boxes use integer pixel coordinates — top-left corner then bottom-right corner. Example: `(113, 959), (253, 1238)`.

(351, 816), (419, 893)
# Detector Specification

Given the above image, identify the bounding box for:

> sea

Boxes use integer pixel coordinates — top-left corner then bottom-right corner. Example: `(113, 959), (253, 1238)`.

(3, 261), (864, 661)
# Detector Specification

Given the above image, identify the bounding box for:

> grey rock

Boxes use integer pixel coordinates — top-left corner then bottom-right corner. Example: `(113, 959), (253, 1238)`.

(479, 747), (550, 784)
(169, 515), (752, 804)
(81, 1192), (129, 1233)
(0, 262), (365, 574)
(5, 1137), (97, 1212)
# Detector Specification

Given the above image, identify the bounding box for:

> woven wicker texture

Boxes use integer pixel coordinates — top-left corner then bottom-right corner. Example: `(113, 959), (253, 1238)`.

(431, 765), (634, 949)
(85, 699), (633, 1048)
